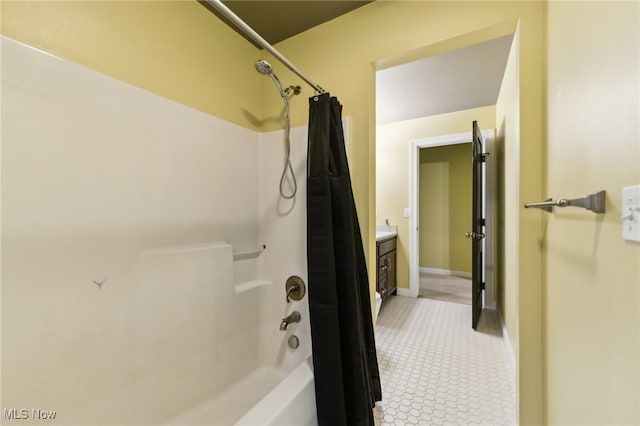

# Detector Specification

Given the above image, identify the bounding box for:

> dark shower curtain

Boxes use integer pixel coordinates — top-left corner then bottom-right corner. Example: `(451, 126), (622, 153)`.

(307, 93), (382, 426)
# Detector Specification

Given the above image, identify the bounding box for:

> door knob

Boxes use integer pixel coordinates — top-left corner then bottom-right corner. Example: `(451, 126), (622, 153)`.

(465, 232), (485, 240)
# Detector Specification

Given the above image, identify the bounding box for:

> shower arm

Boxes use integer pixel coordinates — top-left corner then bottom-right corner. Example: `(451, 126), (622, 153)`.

(203, 0), (327, 95)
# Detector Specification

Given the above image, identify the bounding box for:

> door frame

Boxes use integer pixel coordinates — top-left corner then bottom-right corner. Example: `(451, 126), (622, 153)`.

(406, 129), (495, 308)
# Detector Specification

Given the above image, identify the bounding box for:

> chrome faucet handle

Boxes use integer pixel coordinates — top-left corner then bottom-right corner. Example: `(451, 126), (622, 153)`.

(286, 285), (297, 303)
(285, 276), (306, 303)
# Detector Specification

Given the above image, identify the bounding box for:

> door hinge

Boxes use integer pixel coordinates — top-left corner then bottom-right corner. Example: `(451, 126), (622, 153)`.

(480, 218), (486, 226)
(481, 282), (486, 290)
(480, 154), (488, 162)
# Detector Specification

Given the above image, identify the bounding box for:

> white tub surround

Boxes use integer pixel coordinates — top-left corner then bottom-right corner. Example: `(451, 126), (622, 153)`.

(2, 36), (311, 425)
(167, 357), (316, 426)
(235, 357), (317, 426)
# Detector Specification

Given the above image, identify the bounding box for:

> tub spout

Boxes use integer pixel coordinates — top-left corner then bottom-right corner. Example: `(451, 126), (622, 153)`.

(280, 311), (301, 331)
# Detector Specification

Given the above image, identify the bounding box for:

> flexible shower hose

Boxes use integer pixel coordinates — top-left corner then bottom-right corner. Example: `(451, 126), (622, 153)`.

(279, 91), (297, 199)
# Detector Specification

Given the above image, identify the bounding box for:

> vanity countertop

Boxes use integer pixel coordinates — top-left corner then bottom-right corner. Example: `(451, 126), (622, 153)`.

(376, 231), (397, 242)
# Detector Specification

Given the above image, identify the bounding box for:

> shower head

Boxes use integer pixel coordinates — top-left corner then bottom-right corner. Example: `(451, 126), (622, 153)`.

(255, 60), (273, 75)
(255, 59), (285, 96)
(255, 59), (301, 98)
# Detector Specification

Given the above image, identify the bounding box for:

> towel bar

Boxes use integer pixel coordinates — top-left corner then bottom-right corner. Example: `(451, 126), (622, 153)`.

(524, 190), (606, 214)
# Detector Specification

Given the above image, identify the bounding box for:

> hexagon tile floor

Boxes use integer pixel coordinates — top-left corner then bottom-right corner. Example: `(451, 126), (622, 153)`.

(373, 296), (516, 426)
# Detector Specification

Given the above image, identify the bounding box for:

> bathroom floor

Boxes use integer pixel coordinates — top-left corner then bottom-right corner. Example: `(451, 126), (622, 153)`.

(373, 296), (516, 426)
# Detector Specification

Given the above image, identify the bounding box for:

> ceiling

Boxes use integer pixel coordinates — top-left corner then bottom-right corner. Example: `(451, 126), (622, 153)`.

(376, 35), (515, 124)
(202, 1), (373, 47)
(202, 2), (514, 125)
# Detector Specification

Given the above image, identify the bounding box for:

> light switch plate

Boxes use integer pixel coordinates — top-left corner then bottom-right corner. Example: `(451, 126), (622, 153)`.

(622, 185), (640, 243)
(403, 208), (411, 218)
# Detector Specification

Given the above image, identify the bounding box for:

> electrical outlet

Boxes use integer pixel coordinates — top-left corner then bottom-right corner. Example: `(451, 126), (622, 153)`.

(622, 185), (640, 243)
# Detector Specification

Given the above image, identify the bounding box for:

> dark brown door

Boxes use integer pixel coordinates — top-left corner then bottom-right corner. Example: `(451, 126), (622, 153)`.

(468, 121), (486, 329)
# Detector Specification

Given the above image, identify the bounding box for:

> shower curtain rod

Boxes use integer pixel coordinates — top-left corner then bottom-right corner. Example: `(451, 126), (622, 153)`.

(203, 0), (327, 94)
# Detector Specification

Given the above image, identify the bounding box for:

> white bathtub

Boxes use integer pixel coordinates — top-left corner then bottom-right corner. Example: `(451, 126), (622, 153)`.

(236, 357), (316, 426)
(166, 357), (316, 426)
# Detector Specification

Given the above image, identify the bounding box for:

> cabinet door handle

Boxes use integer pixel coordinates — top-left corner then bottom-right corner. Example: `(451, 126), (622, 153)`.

(381, 265), (388, 271)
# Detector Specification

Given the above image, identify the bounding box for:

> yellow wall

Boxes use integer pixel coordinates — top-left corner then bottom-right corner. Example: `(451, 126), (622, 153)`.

(496, 29), (519, 369)
(419, 144), (472, 273)
(0, 0), (262, 130)
(377, 106), (495, 289)
(273, 3), (544, 423)
(544, 2), (639, 424)
(1, 1), (553, 423)
(7, 1), (638, 423)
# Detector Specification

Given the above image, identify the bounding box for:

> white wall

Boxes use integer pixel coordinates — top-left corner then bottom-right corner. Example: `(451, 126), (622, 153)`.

(1, 36), (310, 425)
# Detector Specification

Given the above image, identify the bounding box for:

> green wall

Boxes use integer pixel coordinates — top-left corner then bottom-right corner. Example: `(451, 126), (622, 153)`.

(419, 144), (472, 273)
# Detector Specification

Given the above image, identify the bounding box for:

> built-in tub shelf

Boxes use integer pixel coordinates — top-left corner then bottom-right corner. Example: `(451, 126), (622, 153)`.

(233, 244), (266, 261)
(234, 279), (271, 293)
(232, 244), (270, 293)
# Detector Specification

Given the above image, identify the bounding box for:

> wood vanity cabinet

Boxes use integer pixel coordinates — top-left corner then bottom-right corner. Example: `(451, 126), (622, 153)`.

(376, 236), (397, 302)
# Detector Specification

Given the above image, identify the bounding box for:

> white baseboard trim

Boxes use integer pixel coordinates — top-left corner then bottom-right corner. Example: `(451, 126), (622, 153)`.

(419, 267), (472, 279)
(396, 287), (418, 298)
(497, 308), (516, 371)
